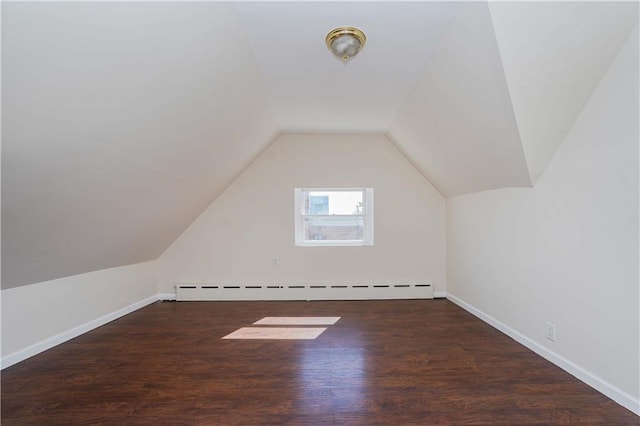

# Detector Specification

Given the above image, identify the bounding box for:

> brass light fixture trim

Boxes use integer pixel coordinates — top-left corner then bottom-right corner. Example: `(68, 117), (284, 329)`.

(325, 26), (366, 63)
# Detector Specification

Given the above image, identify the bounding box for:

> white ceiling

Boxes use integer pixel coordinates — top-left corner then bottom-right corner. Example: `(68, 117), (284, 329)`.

(234, 1), (461, 133)
(388, 2), (531, 196)
(488, 1), (639, 184)
(2, 2), (278, 288)
(2, 1), (638, 288)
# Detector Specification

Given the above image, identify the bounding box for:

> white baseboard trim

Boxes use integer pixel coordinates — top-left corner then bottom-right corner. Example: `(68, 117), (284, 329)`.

(1, 295), (159, 370)
(446, 292), (640, 416)
(175, 283), (433, 301)
(157, 293), (177, 301)
(433, 291), (447, 299)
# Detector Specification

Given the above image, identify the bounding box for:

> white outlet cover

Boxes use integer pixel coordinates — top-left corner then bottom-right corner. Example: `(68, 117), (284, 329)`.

(546, 322), (556, 341)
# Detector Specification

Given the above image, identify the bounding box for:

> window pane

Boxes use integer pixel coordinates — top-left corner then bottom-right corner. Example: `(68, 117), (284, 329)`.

(305, 191), (363, 215)
(308, 195), (328, 215)
(304, 216), (364, 241)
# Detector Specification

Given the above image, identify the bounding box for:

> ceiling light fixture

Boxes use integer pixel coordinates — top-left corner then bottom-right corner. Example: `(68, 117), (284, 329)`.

(325, 26), (366, 63)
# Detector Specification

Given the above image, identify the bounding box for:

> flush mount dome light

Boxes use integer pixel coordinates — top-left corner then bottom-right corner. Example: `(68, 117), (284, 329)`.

(325, 26), (366, 63)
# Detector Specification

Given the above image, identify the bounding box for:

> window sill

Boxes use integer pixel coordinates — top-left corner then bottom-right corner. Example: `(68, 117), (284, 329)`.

(296, 240), (373, 247)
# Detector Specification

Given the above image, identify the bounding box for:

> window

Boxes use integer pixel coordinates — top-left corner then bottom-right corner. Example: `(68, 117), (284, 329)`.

(295, 188), (373, 246)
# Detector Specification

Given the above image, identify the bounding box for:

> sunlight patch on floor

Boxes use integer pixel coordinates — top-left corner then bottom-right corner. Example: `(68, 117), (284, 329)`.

(253, 317), (340, 325)
(222, 327), (327, 340)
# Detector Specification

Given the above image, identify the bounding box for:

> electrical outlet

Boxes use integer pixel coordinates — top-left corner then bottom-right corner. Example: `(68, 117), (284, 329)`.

(272, 257), (279, 266)
(546, 322), (556, 341)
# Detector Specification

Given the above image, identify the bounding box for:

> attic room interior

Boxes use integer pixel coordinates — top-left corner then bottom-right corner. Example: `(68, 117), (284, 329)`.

(1, 1), (638, 423)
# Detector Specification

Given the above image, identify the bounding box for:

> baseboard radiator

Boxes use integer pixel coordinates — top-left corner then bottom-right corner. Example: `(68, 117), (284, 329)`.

(175, 283), (433, 301)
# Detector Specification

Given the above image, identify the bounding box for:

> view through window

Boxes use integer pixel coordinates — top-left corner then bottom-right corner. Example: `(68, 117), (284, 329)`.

(295, 188), (373, 246)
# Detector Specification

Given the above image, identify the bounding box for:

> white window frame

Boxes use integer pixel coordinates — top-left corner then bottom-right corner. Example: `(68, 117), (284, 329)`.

(295, 188), (374, 247)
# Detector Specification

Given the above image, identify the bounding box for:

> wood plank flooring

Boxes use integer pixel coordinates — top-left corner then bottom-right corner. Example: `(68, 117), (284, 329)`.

(2, 299), (638, 424)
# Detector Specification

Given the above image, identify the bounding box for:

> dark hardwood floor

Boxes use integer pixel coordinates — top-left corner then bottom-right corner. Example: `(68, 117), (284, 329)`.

(2, 299), (638, 424)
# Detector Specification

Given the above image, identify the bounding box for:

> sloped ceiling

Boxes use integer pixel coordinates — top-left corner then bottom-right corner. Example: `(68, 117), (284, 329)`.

(2, 1), (637, 288)
(2, 2), (278, 288)
(234, 1), (461, 133)
(488, 1), (639, 184)
(387, 2), (531, 196)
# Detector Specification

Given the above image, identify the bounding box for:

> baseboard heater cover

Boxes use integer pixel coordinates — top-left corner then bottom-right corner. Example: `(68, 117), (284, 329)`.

(175, 283), (433, 301)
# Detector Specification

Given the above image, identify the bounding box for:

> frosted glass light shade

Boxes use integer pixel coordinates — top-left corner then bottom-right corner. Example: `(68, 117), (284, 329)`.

(326, 27), (366, 63)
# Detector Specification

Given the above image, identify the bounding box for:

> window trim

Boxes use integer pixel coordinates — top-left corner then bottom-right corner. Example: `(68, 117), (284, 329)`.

(294, 188), (374, 247)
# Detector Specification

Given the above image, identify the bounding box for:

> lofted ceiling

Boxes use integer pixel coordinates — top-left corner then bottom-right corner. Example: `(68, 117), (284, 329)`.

(234, 1), (461, 133)
(2, 1), (638, 289)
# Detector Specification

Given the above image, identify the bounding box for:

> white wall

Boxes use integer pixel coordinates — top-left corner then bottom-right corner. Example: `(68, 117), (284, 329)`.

(158, 134), (446, 295)
(447, 26), (639, 412)
(1, 260), (157, 368)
